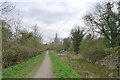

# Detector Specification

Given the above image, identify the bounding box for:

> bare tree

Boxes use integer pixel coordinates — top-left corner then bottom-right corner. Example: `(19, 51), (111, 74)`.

(32, 24), (43, 43)
(9, 12), (22, 40)
(0, 1), (14, 18)
(33, 24), (39, 36)
(0, 1), (15, 29)
(84, 1), (120, 47)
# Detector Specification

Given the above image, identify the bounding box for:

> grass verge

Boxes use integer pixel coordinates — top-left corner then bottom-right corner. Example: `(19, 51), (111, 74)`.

(65, 58), (117, 78)
(49, 51), (80, 78)
(3, 52), (45, 78)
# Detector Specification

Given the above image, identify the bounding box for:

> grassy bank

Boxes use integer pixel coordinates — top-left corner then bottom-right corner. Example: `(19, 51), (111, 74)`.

(49, 51), (80, 78)
(3, 52), (45, 78)
(65, 58), (117, 78)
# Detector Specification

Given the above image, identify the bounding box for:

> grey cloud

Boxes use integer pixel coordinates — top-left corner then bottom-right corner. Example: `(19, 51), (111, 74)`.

(15, 2), (80, 24)
(5, 1), (98, 43)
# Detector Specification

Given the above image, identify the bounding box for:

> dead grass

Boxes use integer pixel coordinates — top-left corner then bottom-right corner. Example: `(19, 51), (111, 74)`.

(60, 53), (118, 78)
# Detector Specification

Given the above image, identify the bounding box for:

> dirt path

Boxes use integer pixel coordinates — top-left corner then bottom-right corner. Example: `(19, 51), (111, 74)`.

(34, 51), (54, 78)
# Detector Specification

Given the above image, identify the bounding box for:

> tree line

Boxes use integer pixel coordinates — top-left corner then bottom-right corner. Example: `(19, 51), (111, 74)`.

(1, 2), (44, 68)
(49, 1), (120, 53)
(48, 1), (120, 71)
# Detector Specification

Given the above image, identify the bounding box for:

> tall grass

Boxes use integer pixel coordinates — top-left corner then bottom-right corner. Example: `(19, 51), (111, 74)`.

(65, 58), (117, 78)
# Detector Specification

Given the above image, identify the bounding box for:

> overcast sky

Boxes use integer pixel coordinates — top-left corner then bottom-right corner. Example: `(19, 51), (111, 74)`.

(3, 0), (103, 43)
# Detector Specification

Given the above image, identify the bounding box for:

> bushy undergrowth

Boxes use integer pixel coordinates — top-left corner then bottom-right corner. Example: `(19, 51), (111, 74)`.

(106, 46), (120, 56)
(2, 26), (43, 68)
(3, 52), (45, 78)
(98, 46), (120, 70)
(80, 38), (109, 62)
(2, 46), (40, 68)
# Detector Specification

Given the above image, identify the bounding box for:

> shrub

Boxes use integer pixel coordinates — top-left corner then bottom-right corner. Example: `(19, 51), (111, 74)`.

(80, 38), (109, 62)
(105, 46), (120, 57)
(2, 26), (43, 68)
(2, 46), (39, 68)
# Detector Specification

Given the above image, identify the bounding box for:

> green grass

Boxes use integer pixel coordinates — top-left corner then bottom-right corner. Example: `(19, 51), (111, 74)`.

(49, 51), (80, 78)
(3, 52), (45, 78)
(65, 58), (118, 78)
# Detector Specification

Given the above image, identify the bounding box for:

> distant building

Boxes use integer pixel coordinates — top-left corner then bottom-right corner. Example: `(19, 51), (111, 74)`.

(54, 33), (60, 44)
